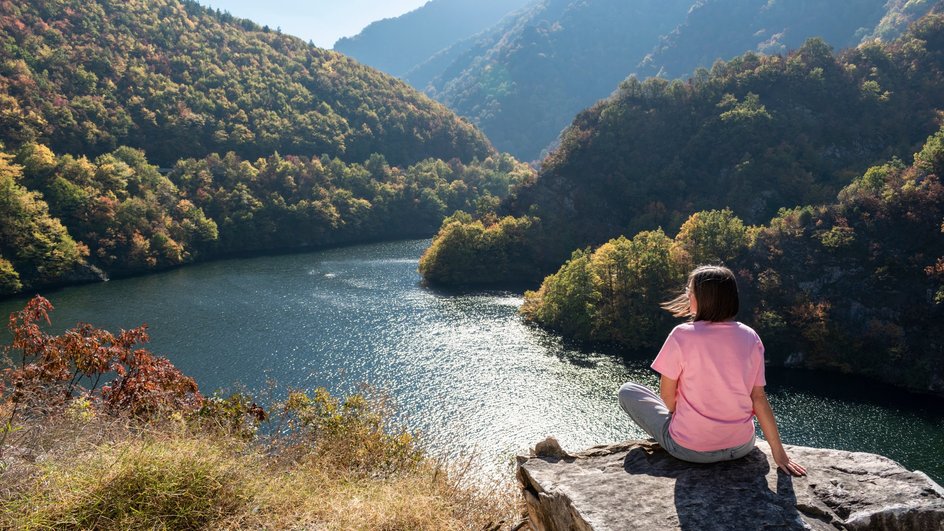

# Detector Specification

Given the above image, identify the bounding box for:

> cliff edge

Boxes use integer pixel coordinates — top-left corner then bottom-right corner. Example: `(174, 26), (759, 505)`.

(517, 438), (944, 530)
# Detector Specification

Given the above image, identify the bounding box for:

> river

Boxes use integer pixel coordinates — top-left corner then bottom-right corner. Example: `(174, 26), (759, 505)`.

(2, 239), (941, 482)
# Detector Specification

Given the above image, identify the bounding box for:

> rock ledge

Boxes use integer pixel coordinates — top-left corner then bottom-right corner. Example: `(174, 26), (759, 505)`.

(517, 438), (944, 530)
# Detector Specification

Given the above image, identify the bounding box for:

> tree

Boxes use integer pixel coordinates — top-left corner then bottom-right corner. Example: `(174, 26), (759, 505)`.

(1, 296), (202, 422)
(674, 208), (750, 267)
(0, 152), (86, 288)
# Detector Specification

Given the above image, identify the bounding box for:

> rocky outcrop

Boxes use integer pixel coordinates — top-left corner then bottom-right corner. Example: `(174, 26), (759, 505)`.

(517, 438), (944, 530)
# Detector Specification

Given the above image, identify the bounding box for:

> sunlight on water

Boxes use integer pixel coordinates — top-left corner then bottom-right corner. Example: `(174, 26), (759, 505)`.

(1, 240), (942, 482)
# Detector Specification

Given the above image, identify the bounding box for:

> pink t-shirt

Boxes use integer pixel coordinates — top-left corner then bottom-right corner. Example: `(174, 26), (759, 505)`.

(651, 321), (766, 452)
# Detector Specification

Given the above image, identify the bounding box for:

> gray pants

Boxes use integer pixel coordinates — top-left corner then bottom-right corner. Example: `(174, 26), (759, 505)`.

(617, 382), (755, 464)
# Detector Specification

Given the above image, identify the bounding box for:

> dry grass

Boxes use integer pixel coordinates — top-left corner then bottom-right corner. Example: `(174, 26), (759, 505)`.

(0, 403), (522, 530)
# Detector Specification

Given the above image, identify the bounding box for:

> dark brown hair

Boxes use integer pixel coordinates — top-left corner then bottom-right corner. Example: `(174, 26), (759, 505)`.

(661, 265), (739, 322)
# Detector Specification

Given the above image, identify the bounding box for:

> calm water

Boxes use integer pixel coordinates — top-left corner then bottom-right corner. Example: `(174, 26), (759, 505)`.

(2, 240), (942, 482)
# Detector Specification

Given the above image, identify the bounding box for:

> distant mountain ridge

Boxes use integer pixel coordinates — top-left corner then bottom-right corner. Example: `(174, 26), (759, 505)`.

(333, 0), (533, 78)
(426, 0), (693, 161)
(639, 0), (891, 78)
(389, 0), (938, 161)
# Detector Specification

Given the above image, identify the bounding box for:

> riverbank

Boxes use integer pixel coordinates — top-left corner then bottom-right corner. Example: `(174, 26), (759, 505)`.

(2, 239), (941, 484)
(0, 233), (437, 304)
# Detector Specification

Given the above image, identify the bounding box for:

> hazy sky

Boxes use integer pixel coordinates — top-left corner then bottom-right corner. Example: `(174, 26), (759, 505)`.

(199, 0), (429, 49)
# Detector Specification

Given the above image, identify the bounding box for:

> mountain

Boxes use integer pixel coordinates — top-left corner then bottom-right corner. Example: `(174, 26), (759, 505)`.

(638, 0), (888, 79)
(333, 0), (532, 78)
(518, 125), (944, 394)
(419, 11), (944, 286)
(426, 0), (692, 161)
(0, 0), (493, 168)
(0, 0), (534, 296)
(424, 0), (938, 161)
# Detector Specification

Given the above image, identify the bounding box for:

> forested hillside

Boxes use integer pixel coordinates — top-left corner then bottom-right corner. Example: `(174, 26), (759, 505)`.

(638, 0), (911, 79)
(421, 0), (937, 161)
(420, 12), (944, 287)
(426, 0), (692, 161)
(0, 142), (530, 295)
(333, 0), (531, 78)
(0, 0), (533, 296)
(0, 0), (492, 168)
(518, 126), (944, 394)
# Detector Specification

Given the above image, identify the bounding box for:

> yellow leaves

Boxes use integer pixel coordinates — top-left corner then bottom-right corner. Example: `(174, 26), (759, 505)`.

(418, 212), (541, 285)
(673, 208), (749, 267)
(817, 225), (856, 249)
(0, 255), (22, 294)
(16, 143), (56, 175)
(285, 390), (312, 411)
(0, 146), (23, 172)
(65, 396), (96, 423)
(718, 92), (771, 123)
(0, 151), (85, 283)
(523, 227), (685, 345)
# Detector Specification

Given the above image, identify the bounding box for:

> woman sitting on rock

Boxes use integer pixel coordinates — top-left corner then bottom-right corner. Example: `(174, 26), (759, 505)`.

(618, 265), (806, 476)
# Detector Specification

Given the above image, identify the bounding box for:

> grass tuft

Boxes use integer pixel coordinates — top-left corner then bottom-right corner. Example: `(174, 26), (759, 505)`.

(5, 435), (253, 530)
(0, 396), (521, 530)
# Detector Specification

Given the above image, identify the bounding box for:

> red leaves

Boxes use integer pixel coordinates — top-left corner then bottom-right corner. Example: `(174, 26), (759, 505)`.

(101, 349), (201, 417)
(2, 295), (202, 418)
(8, 295), (53, 361)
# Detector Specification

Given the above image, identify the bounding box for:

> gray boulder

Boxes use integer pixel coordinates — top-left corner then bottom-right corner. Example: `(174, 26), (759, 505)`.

(517, 438), (944, 530)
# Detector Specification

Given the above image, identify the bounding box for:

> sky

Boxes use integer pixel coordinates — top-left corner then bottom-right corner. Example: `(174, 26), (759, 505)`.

(198, 0), (429, 49)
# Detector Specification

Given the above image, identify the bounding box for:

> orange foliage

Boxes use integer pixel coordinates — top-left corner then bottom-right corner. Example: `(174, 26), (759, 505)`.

(2, 295), (201, 417)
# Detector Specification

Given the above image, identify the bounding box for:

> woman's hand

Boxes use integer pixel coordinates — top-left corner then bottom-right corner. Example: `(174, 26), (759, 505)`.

(772, 448), (807, 476)
(752, 386), (806, 477)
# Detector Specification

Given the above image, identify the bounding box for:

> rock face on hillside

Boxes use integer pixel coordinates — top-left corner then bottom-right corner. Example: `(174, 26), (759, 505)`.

(517, 438), (944, 530)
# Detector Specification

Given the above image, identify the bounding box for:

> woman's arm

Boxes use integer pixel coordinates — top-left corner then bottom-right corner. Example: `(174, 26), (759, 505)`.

(751, 386), (806, 476)
(660, 375), (678, 413)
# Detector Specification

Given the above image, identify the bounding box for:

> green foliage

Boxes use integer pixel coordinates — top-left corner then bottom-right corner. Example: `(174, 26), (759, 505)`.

(674, 208), (750, 267)
(522, 226), (689, 347)
(915, 127), (944, 175)
(418, 212), (543, 286)
(746, 126), (944, 389)
(197, 392), (266, 440)
(0, 141), (531, 294)
(0, 0), (493, 168)
(11, 143), (216, 274)
(429, 0), (695, 161)
(585, 230), (684, 346)
(280, 388), (422, 476)
(870, 0), (940, 40)
(521, 248), (596, 341)
(524, 125), (944, 392)
(0, 152), (85, 291)
(0, 256), (21, 293)
(0, 0), (532, 296)
(427, 13), (944, 288)
(718, 93), (771, 123)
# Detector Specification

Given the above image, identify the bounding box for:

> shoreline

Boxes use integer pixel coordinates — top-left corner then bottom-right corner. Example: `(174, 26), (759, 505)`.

(5, 235), (943, 406)
(1, 232), (437, 304)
